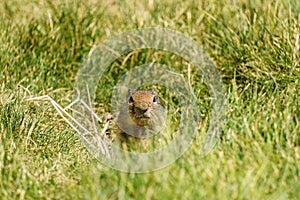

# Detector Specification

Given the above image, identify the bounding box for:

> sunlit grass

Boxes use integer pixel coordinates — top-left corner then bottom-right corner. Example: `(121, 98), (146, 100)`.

(0, 0), (299, 199)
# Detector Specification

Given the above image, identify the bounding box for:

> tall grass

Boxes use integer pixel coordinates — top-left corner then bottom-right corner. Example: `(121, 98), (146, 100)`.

(0, 0), (299, 199)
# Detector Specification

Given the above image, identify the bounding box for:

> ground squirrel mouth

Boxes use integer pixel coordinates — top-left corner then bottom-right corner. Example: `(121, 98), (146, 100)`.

(136, 114), (151, 119)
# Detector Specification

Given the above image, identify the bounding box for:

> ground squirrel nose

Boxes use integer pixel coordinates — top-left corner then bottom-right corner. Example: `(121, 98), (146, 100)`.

(144, 110), (151, 118)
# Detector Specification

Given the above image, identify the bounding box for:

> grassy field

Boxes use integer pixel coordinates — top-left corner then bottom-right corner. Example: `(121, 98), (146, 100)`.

(0, 0), (300, 199)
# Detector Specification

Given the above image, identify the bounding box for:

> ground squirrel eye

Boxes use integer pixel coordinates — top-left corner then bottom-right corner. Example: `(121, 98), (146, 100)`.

(129, 96), (134, 103)
(153, 96), (158, 103)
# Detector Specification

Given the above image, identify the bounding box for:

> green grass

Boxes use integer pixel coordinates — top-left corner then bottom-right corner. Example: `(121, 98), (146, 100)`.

(0, 0), (300, 199)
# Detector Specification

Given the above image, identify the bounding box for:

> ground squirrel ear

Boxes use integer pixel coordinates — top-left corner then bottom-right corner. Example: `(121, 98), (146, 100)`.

(127, 88), (135, 102)
(151, 89), (158, 95)
(127, 88), (135, 96)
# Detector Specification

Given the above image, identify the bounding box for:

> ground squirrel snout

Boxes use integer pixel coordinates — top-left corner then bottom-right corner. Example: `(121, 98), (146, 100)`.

(116, 89), (166, 138)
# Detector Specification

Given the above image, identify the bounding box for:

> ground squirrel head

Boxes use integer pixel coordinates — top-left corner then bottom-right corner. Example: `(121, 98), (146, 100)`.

(127, 89), (163, 126)
(116, 88), (166, 137)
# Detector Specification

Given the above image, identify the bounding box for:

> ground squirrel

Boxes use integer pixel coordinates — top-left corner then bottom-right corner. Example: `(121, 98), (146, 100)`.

(116, 89), (166, 149)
